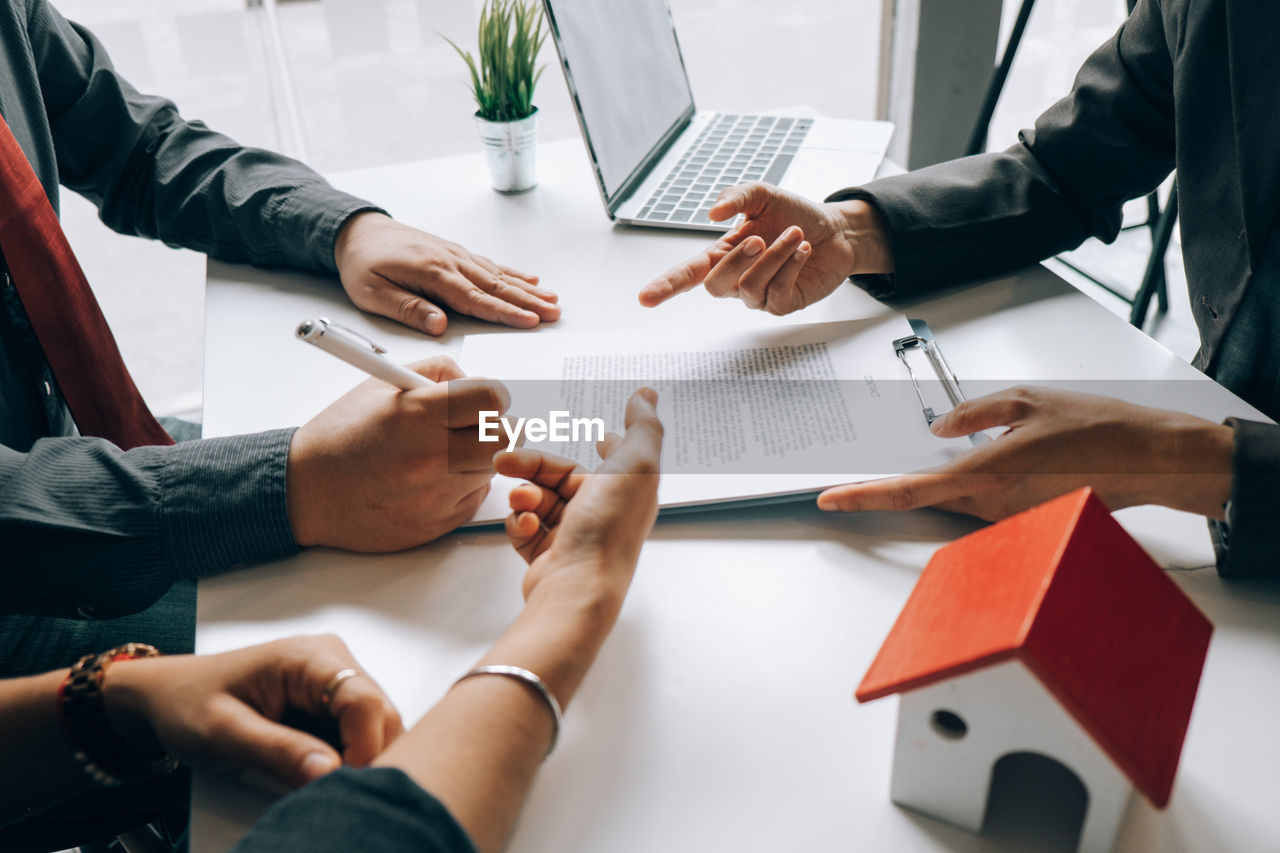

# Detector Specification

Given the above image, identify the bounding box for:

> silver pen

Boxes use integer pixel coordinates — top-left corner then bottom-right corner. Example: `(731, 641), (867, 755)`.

(295, 317), (431, 390)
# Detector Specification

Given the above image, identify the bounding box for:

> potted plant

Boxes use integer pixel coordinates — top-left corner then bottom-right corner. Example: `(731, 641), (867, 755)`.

(445, 0), (547, 194)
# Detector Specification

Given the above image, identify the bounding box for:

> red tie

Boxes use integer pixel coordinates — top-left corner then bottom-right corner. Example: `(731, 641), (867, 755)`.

(0, 113), (172, 450)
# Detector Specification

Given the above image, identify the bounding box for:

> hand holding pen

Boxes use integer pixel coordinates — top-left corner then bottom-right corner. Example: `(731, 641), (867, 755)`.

(285, 318), (510, 551)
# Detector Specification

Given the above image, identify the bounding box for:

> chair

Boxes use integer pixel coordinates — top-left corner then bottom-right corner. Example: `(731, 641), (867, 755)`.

(964, 0), (1176, 331)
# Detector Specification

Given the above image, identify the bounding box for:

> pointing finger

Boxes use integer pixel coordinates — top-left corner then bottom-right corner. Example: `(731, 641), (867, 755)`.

(816, 472), (972, 513)
(639, 241), (731, 307)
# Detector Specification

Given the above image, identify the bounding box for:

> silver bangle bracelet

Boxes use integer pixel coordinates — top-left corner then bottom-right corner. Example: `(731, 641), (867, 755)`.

(453, 665), (563, 758)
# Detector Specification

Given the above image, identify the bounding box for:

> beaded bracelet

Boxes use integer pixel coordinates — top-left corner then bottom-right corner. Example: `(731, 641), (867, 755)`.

(57, 643), (180, 787)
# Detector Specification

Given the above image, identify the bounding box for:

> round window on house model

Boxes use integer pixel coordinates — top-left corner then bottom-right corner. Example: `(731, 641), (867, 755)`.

(930, 709), (968, 739)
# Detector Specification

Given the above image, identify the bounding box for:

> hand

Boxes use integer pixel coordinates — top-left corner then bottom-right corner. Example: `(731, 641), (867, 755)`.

(334, 212), (560, 336)
(103, 635), (402, 789)
(287, 356), (508, 551)
(816, 386), (1234, 521)
(495, 388), (664, 606)
(363, 390), (662, 851)
(638, 183), (893, 314)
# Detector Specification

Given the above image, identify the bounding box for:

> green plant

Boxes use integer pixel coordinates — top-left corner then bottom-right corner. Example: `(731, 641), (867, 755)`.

(444, 0), (547, 122)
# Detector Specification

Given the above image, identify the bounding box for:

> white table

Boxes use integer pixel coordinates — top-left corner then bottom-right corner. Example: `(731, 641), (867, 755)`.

(193, 139), (1280, 852)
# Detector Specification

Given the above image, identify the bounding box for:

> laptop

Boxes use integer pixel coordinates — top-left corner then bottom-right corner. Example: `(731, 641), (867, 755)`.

(541, 0), (894, 232)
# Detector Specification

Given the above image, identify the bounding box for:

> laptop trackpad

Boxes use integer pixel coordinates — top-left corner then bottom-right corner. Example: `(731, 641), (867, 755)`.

(778, 149), (884, 202)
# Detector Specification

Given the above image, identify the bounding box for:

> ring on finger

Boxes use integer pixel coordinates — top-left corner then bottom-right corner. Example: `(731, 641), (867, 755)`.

(321, 668), (360, 707)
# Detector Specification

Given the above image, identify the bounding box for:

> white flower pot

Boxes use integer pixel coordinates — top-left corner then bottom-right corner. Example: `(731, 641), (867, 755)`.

(475, 109), (538, 194)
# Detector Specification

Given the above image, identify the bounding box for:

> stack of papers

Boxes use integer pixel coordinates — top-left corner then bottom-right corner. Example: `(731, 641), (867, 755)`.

(460, 315), (974, 526)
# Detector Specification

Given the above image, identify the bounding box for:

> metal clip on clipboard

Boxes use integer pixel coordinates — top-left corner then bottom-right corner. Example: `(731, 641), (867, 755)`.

(893, 318), (990, 446)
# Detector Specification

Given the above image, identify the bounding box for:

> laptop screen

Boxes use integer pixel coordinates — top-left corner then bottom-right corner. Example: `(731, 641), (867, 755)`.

(544, 0), (694, 203)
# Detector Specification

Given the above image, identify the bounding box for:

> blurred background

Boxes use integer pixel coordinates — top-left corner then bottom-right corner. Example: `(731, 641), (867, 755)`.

(54, 0), (1188, 421)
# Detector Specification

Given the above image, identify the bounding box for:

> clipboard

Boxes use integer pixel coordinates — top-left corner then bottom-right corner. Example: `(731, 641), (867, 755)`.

(654, 319), (988, 522)
(457, 315), (987, 527)
(893, 318), (989, 446)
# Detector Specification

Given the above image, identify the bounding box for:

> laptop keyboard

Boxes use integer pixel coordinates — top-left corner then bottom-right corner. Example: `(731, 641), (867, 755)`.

(635, 114), (814, 226)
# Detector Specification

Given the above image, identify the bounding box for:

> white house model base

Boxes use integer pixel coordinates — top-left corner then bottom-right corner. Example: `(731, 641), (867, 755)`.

(856, 490), (1213, 853)
(890, 659), (1132, 853)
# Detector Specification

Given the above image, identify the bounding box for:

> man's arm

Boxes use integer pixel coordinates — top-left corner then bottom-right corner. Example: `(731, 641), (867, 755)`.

(27, 0), (369, 274)
(0, 431), (298, 619)
(23, 0), (560, 333)
(832, 0), (1175, 297)
(1, 357), (508, 619)
(814, 387), (1280, 580)
(640, 0), (1176, 309)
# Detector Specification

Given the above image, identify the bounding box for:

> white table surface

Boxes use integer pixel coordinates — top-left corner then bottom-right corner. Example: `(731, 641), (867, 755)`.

(193, 138), (1280, 852)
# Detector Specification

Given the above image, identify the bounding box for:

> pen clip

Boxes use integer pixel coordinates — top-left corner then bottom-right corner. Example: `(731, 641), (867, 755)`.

(317, 317), (387, 354)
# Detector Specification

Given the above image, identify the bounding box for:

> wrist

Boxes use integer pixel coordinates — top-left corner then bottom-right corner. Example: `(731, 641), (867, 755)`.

(493, 571), (625, 708)
(1144, 416), (1234, 517)
(525, 549), (634, 631)
(100, 659), (166, 758)
(833, 199), (894, 276)
(333, 210), (392, 271)
(285, 429), (322, 548)
(524, 567), (624, 645)
(59, 645), (178, 787)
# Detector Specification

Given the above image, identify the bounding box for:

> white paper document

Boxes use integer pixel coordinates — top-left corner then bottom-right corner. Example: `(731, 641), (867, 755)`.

(460, 315), (974, 525)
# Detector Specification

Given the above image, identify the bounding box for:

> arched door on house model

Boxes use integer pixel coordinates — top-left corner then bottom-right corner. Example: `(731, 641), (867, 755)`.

(984, 751), (1089, 852)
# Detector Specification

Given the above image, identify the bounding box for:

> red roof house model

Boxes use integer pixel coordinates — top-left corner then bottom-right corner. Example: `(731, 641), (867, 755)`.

(856, 487), (1213, 808)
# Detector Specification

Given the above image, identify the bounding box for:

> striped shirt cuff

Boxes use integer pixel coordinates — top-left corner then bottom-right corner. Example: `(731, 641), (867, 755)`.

(275, 181), (387, 273)
(159, 428), (300, 579)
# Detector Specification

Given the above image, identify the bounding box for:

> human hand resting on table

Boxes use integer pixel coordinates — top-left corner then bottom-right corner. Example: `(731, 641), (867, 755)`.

(334, 212), (560, 336)
(638, 182), (893, 314)
(816, 386), (1235, 521)
(104, 635), (401, 788)
(287, 356), (508, 551)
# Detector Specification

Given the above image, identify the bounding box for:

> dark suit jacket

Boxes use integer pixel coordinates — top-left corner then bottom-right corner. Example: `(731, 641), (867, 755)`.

(0, 0), (378, 618)
(829, 0), (1279, 578)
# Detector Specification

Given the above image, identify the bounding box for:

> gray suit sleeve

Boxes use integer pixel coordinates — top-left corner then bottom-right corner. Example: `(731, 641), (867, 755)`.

(827, 0), (1175, 298)
(24, 0), (382, 273)
(1210, 419), (1280, 579)
(0, 429), (300, 619)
